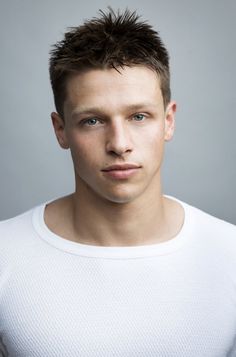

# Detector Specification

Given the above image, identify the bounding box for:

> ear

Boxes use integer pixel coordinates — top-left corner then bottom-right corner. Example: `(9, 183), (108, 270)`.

(164, 101), (177, 142)
(51, 112), (70, 149)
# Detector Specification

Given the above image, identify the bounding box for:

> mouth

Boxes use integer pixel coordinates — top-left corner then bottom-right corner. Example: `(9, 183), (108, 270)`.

(101, 164), (141, 179)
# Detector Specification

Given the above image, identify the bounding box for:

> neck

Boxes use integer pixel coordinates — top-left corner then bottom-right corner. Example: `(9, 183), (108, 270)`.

(70, 179), (170, 247)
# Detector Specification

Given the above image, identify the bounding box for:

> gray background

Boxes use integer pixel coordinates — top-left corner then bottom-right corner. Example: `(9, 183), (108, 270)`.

(0, 0), (235, 224)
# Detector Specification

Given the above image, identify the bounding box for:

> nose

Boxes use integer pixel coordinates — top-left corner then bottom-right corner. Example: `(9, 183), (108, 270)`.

(105, 120), (133, 156)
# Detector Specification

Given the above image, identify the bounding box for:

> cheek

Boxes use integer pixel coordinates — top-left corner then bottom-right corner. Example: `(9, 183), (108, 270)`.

(138, 124), (165, 153)
(69, 136), (101, 171)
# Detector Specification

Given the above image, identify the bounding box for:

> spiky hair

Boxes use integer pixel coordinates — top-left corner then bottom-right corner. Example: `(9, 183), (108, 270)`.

(49, 8), (171, 118)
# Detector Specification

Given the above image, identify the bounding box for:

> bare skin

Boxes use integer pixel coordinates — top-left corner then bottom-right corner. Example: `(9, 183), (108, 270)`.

(45, 194), (184, 247)
(45, 66), (184, 247)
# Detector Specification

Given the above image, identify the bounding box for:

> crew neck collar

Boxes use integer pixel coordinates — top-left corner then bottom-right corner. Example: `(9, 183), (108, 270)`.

(32, 195), (194, 259)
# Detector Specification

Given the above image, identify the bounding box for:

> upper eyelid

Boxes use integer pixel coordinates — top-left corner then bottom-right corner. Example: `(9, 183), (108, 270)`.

(80, 117), (102, 126)
(80, 116), (102, 122)
(79, 112), (149, 122)
(132, 112), (148, 119)
(133, 112), (147, 116)
(79, 115), (102, 122)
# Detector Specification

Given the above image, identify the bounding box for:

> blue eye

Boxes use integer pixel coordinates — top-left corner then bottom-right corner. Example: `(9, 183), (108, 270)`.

(86, 118), (98, 125)
(80, 118), (99, 126)
(133, 113), (145, 121)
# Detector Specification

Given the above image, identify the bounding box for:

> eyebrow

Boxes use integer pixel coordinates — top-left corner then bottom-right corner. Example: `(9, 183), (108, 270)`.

(71, 103), (158, 118)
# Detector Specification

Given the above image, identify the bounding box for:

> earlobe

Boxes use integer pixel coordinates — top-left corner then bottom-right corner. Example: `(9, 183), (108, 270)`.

(164, 101), (176, 142)
(51, 112), (70, 149)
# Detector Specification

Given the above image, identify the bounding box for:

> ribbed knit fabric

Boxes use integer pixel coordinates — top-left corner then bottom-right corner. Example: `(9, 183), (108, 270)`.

(0, 196), (236, 356)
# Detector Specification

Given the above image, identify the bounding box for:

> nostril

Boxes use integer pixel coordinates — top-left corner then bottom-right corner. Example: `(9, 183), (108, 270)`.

(106, 131), (133, 155)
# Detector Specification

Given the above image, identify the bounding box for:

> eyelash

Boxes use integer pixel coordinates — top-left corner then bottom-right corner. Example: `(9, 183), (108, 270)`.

(133, 113), (146, 121)
(79, 113), (147, 127)
(80, 118), (100, 126)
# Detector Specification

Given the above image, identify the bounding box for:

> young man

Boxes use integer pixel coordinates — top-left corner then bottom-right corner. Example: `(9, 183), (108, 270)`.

(0, 9), (235, 357)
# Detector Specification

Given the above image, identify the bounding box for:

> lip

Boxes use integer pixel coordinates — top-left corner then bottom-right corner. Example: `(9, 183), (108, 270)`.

(102, 164), (141, 171)
(101, 164), (141, 180)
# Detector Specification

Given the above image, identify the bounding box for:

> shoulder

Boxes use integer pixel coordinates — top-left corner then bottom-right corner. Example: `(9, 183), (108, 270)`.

(175, 197), (236, 268)
(0, 205), (44, 298)
(0, 204), (45, 266)
(185, 201), (236, 238)
(168, 195), (236, 234)
(0, 206), (36, 238)
(168, 194), (236, 251)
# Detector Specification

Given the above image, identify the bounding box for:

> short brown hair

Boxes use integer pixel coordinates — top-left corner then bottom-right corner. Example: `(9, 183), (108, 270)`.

(49, 8), (171, 119)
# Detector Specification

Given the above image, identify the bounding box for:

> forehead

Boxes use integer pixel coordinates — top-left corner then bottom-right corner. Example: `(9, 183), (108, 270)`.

(64, 66), (163, 113)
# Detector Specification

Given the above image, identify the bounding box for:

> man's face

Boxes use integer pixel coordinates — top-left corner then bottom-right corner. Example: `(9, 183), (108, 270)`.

(52, 66), (176, 204)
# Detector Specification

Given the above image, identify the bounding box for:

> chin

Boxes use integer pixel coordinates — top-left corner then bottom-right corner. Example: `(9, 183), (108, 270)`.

(78, 176), (146, 204)
(99, 188), (143, 205)
(105, 196), (134, 204)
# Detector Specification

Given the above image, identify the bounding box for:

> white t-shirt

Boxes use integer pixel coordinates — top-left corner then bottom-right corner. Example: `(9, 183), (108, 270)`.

(0, 196), (236, 356)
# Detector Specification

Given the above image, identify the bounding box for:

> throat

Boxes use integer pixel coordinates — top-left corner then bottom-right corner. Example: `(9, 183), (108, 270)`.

(44, 194), (184, 247)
